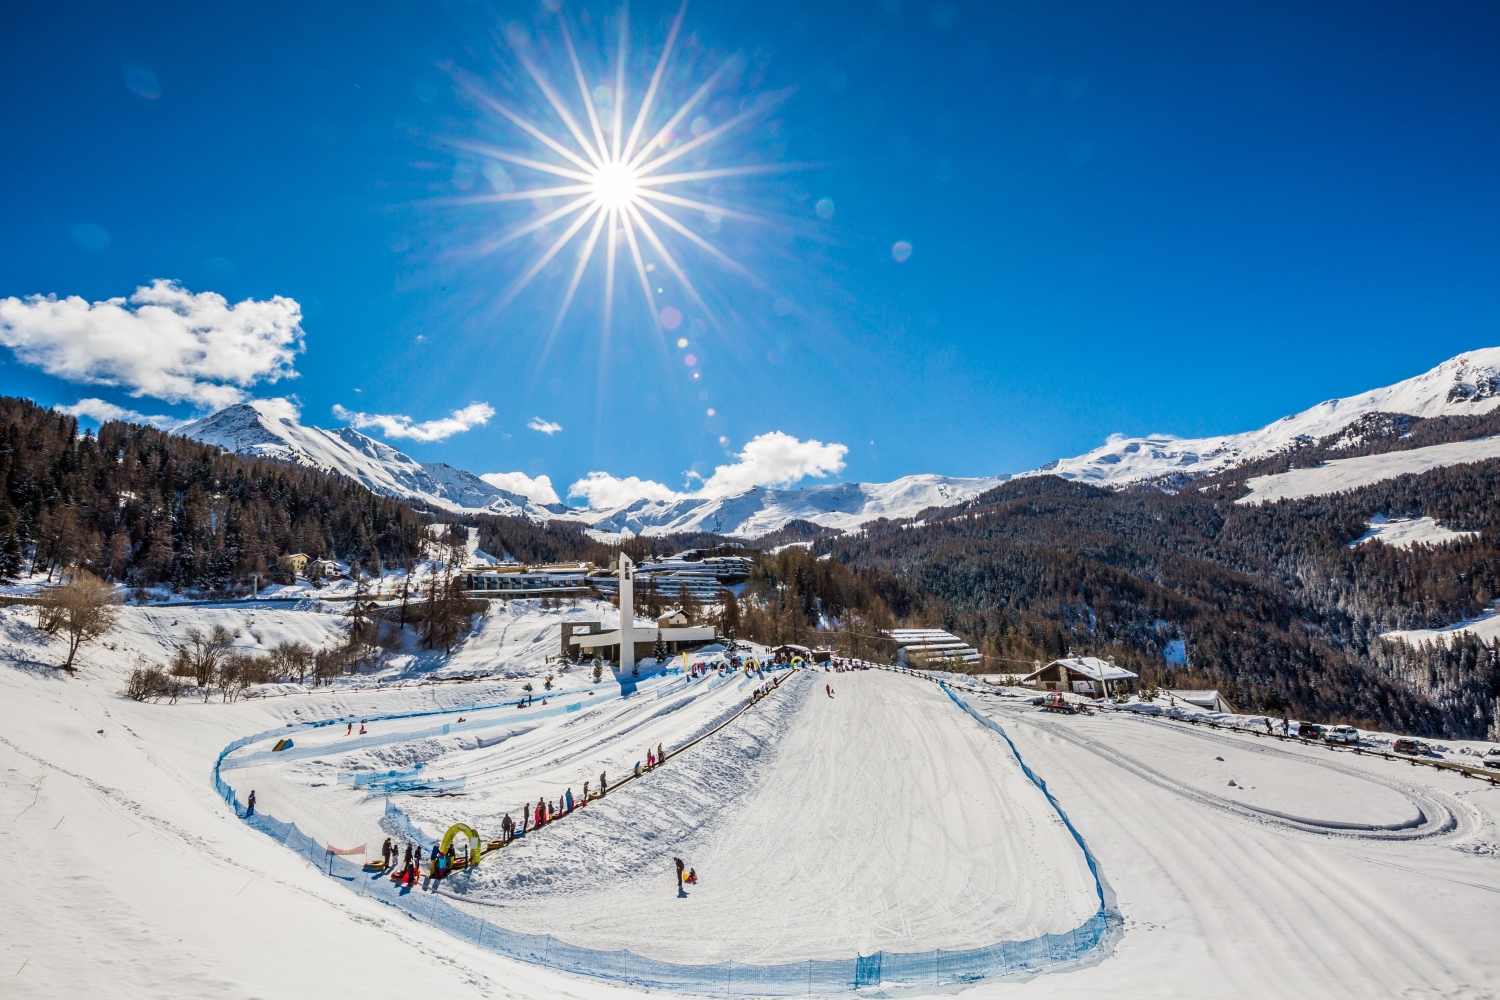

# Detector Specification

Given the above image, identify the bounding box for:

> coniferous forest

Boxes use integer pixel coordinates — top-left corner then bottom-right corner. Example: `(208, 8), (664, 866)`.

(0, 396), (425, 588)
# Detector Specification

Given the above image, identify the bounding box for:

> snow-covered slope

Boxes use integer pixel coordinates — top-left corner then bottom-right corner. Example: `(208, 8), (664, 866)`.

(1237, 434), (1500, 504)
(1026, 348), (1500, 487)
(582, 474), (1006, 538)
(178, 401), (566, 520)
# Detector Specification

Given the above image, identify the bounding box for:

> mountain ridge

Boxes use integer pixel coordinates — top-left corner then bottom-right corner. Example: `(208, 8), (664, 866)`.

(175, 347), (1500, 537)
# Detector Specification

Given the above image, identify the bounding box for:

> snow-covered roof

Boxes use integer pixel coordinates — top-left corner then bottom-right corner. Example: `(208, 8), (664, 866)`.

(1024, 656), (1137, 682)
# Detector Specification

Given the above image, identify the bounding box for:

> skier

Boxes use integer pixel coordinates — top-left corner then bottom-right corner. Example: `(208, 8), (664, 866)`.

(674, 856), (685, 892)
(245, 789), (257, 817)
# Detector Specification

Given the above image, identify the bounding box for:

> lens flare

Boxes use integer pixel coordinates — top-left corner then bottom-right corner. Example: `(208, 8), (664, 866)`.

(451, 1), (802, 353)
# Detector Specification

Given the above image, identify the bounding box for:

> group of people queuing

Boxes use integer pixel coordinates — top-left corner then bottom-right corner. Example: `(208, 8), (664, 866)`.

(497, 769), (617, 843)
(381, 836), (466, 888)
(825, 658), (870, 673)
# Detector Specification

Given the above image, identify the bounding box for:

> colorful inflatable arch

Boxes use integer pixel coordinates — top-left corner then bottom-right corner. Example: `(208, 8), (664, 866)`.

(743, 657), (761, 672)
(441, 823), (482, 868)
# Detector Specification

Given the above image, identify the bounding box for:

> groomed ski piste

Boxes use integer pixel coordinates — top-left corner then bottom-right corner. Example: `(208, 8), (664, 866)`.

(2, 599), (1499, 998)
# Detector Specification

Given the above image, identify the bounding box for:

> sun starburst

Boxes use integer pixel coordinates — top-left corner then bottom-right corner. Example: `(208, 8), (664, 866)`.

(450, 2), (796, 354)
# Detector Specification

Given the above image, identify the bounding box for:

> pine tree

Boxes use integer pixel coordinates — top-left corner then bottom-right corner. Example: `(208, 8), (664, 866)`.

(0, 531), (22, 583)
(651, 628), (667, 663)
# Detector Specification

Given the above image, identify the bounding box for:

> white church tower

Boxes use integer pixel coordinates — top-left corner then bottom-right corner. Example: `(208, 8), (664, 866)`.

(618, 552), (635, 673)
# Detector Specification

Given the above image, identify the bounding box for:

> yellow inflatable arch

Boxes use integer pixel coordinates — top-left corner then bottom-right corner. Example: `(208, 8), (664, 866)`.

(440, 823), (482, 868)
(743, 657), (761, 672)
(790, 656), (806, 666)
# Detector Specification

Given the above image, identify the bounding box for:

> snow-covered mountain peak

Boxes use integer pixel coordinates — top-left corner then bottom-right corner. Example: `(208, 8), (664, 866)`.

(1025, 347), (1500, 488)
(179, 402), (561, 521)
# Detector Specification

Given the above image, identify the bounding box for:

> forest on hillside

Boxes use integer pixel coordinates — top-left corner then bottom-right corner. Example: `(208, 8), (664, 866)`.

(818, 468), (1500, 739)
(0, 396), (425, 590)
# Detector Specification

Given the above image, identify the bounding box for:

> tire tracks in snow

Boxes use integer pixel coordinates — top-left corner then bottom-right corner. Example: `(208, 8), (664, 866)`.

(992, 703), (1466, 842)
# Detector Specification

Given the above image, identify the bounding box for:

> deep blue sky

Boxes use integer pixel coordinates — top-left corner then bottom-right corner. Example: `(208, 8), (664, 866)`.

(2, 0), (1498, 497)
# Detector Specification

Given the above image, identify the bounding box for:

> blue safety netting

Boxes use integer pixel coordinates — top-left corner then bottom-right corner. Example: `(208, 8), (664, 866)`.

(213, 673), (1109, 994)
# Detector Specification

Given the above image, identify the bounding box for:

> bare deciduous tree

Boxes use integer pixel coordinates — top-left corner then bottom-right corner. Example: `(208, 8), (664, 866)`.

(37, 569), (119, 672)
(269, 640), (315, 685)
(170, 625), (235, 701)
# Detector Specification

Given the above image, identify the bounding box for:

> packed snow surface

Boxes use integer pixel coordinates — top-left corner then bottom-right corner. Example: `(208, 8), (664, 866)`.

(454, 670), (1098, 963)
(1237, 435), (1500, 503)
(1026, 348), (1500, 487)
(1350, 514), (1479, 550)
(5, 601), (1500, 999)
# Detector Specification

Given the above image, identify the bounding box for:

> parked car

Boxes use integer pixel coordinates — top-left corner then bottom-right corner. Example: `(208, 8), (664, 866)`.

(1297, 723), (1325, 741)
(1325, 725), (1360, 745)
(1483, 748), (1500, 770)
(1392, 738), (1431, 756)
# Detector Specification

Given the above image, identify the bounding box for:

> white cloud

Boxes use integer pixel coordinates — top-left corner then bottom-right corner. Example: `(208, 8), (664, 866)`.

(480, 471), (561, 505)
(251, 396), (303, 423)
(568, 472), (682, 509)
(568, 431), (849, 508)
(694, 431), (847, 496)
(332, 401), (495, 442)
(526, 416), (563, 435)
(0, 280), (303, 409)
(57, 398), (182, 430)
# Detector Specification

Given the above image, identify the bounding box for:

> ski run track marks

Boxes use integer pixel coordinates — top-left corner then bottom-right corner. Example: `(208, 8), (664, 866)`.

(0, 600), (1498, 998)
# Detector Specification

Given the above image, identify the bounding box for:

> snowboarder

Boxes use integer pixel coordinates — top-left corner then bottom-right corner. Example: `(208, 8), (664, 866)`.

(674, 856), (685, 892)
(245, 790), (256, 817)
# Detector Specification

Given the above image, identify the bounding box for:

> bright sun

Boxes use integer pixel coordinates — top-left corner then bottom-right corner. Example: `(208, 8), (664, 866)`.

(452, 3), (795, 342)
(590, 162), (640, 211)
